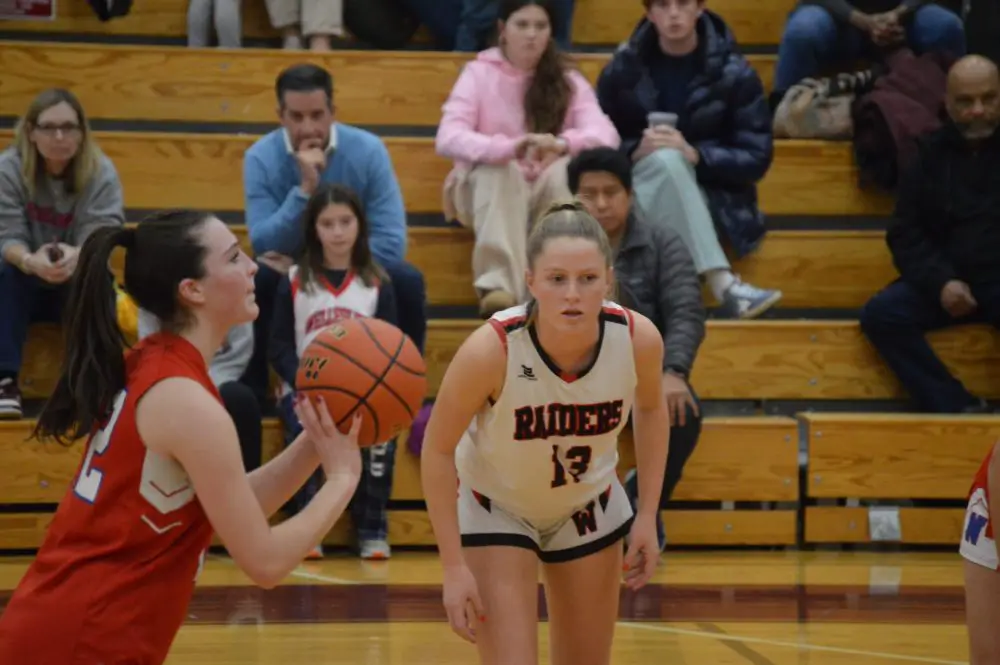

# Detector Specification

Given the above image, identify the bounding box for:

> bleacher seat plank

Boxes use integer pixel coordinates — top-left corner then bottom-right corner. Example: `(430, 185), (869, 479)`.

(423, 319), (1000, 401)
(0, 0), (794, 45)
(0, 130), (892, 217)
(21, 319), (1000, 402)
(0, 507), (794, 550)
(107, 226), (891, 310)
(616, 417), (799, 501)
(804, 506), (965, 544)
(802, 414), (1000, 500)
(0, 42), (775, 126)
(0, 0), (277, 38)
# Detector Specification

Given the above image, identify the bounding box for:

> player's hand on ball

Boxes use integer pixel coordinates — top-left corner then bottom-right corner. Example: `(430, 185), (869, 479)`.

(623, 517), (659, 590)
(442, 563), (485, 644)
(294, 395), (362, 482)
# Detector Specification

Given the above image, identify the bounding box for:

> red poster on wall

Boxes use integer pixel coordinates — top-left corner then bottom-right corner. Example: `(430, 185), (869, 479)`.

(0, 0), (55, 19)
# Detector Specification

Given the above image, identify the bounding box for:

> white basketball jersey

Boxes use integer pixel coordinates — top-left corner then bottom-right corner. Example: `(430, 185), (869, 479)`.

(455, 301), (637, 522)
(289, 266), (380, 357)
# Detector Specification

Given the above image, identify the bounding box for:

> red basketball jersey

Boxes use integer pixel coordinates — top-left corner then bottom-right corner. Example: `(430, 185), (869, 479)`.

(968, 446), (996, 541)
(0, 333), (218, 665)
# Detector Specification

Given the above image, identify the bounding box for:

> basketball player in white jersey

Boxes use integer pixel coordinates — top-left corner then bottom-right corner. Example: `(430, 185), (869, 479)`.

(421, 202), (670, 665)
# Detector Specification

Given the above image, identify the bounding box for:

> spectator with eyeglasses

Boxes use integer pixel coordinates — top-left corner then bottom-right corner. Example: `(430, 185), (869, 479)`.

(0, 88), (125, 419)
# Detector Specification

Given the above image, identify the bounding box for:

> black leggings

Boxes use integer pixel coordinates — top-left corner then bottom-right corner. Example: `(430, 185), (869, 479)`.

(218, 380), (263, 473)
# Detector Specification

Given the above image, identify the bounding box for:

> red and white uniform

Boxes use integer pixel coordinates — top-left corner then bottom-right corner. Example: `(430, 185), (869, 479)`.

(960, 445), (997, 571)
(0, 333), (218, 665)
(455, 302), (637, 562)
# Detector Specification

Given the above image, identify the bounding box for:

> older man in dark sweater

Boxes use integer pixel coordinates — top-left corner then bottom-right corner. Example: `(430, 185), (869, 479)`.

(568, 147), (707, 549)
(774, 0), (966, 100)
(860, 55), (1000, 413)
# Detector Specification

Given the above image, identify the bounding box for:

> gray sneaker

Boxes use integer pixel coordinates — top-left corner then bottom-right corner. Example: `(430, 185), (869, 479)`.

(359, 539), (391, 560)
(0, 378), (22, 419)
(717, 279), (782, 319)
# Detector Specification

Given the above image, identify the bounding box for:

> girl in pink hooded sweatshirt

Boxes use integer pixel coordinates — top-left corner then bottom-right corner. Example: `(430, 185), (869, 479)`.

(436, 0), (620, 318)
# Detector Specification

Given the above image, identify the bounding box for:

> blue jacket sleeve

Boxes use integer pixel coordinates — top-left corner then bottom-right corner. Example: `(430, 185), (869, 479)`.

(361, 141), (407, 265)
(268, 275), (300, 388)
(244, 151), (308, 257)
(692, 64), (774, 186)
(596, 57), (641, 160)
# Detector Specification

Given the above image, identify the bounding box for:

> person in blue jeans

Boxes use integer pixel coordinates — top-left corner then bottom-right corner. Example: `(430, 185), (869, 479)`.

(399, 0), (574, 50)
(241, 63), (427, 407)
(773, 0), (966, 100)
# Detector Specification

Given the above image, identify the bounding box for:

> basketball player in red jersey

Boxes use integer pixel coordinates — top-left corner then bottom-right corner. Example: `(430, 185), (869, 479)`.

(421, 202), (669, 665)
(961, 439), (1000, 664)
(0, 210), (363, 665)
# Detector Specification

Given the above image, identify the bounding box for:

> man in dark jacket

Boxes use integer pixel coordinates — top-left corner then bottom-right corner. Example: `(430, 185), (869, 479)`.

(596, 0), (781, 320)
(773, 0), (966, 102)
(860, 55), (1000, 413)
(568, 147), (707, 550)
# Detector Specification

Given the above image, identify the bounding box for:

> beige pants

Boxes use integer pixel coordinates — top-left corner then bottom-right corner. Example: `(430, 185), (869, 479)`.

(264, 0), (342, 35)
(448, 157), (571, 301)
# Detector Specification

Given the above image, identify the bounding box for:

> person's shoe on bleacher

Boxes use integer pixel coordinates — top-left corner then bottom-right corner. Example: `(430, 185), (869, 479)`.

(0, 378), (22, 420)
(479, 290), (516, 319)
(717, 278), (783, 319)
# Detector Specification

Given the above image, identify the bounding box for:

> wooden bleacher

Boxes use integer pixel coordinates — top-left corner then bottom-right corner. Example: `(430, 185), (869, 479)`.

(20, 319), (1000, 402)
(801, 414), (1000, 544)
(0, 16), (995, 554)
(0, 42), (777, 124)
(0, 416), (799, 549)
(0, 130), (890, 217)
(0, 0), (797, 46)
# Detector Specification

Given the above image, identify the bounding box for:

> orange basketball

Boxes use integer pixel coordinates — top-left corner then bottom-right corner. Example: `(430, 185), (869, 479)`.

(296, 318), (427, 448)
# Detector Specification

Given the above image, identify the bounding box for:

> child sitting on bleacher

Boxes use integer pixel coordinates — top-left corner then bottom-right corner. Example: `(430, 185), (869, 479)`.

(269, 183), (398, 560)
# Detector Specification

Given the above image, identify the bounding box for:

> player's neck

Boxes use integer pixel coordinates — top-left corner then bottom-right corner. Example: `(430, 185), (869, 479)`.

(534, 320), (599, 375)
(176, 322), (231, 369)
(322, 253), (351, 272)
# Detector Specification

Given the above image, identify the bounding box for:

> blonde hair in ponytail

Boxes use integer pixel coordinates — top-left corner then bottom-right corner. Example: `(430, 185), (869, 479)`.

(524, 201), (618, 324)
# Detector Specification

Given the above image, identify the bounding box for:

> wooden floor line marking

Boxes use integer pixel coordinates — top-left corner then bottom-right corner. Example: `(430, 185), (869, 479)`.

(617, 622), (967, 665)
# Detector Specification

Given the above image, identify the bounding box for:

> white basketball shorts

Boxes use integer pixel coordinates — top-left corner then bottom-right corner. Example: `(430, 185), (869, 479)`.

(960, 487), (999, 571)
(457, 478), (634, 563)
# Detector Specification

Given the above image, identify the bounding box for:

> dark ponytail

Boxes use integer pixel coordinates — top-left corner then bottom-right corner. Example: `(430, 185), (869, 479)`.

(33, 226), (134, 445)
(33, 209), (212, 445)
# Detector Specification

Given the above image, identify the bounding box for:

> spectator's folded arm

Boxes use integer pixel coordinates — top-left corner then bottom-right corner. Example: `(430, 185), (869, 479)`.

(692, 67), (774, 185)
(885, 158), (958, 301)
(72, 157), (126, 247)
(558, 72), (621, 153)
(361, 141), (408, 265)
(595, 57), (641, 160)
(0, 166), (30, 261)
(243, 152), (308, 257)
(654, 225), (707, 375)
(435, 65), (520, 164)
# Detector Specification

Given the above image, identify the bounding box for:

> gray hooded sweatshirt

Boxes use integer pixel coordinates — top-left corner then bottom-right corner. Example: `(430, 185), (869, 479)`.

(0, 146), (125, 267)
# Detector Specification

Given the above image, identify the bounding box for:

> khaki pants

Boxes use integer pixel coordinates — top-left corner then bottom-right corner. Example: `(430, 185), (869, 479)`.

(264, 0), (342, 35)
(448, 158), (571, 301)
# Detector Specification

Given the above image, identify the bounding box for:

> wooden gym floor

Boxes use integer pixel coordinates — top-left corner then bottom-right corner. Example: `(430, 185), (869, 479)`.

(0, 549), (969, 664)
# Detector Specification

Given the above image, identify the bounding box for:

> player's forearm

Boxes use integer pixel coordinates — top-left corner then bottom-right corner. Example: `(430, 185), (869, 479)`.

(633, 405), (670, 520)
(256, 474), (358, 586)
(421, 448), (464, 567)
(247, 432), (321, 517)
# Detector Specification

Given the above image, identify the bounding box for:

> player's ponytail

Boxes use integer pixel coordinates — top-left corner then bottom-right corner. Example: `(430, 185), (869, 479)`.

(34, 225), (134, 445)
(34, 210), (213, 445)
(524, 201), (617, 325)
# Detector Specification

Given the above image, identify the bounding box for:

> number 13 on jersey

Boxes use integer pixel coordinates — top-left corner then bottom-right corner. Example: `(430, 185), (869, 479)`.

(74, 391), (128, 504)
(551, 444), (592, 488)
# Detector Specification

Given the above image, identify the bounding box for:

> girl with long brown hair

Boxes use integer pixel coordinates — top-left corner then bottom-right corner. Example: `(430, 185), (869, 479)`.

(436, 0), (620, 319)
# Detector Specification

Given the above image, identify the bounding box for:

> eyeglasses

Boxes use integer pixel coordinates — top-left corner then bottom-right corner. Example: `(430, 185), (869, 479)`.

(33, 124), (82, 138)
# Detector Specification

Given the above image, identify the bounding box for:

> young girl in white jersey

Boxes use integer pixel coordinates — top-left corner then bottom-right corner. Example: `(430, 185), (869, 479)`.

(270, 184), (399, 560)
(421, 202), (670, 664)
